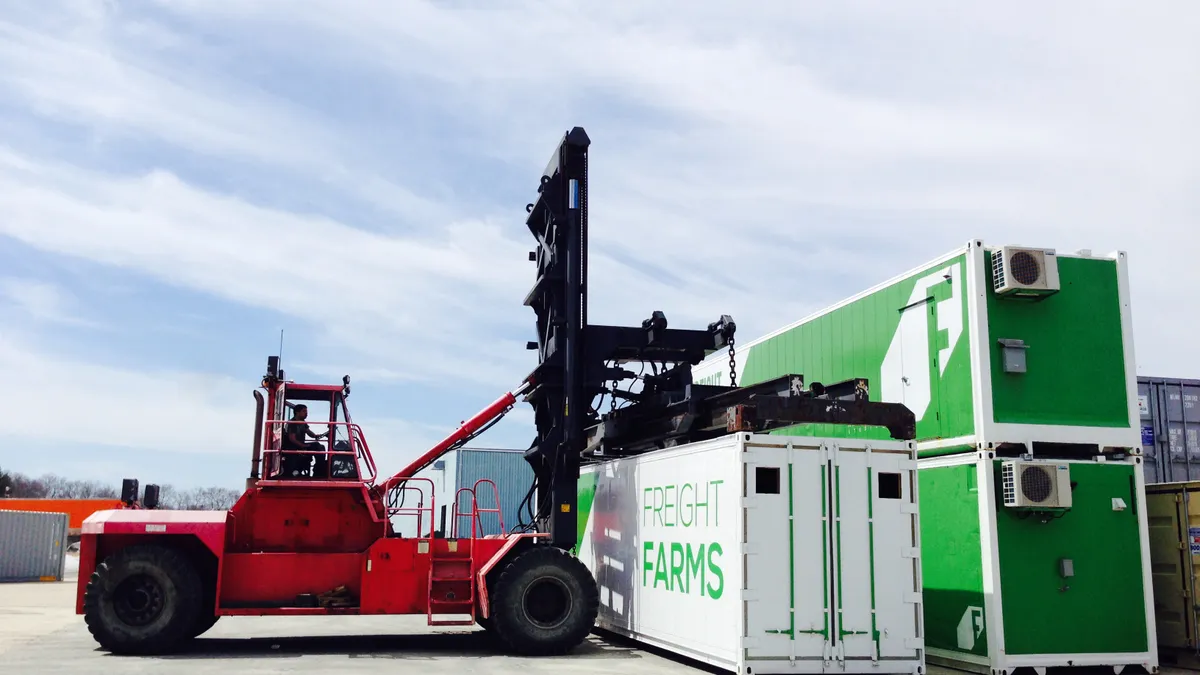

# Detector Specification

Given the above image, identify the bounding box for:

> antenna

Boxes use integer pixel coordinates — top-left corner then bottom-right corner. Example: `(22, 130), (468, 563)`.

(278, 329), (285, 365)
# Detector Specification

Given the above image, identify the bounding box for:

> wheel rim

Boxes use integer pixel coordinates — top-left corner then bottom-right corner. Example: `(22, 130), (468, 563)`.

(521, 576), (573, 630)
(112, 574), (166, 626)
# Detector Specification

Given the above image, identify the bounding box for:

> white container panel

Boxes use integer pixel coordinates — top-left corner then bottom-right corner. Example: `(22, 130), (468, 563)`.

(742, 441), (830, 664)
(579, 432), (924, 675)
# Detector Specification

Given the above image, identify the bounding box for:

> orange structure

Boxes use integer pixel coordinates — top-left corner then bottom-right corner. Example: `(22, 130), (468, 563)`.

(0, 499), (123, 534)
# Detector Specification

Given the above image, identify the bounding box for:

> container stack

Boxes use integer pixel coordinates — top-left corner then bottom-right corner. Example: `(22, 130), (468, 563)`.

(692, 240), (1157, 675)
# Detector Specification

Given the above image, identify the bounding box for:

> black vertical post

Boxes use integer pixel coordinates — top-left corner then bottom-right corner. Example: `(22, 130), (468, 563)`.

(522, 127), (591, 551)
(554, 128), (589, 549)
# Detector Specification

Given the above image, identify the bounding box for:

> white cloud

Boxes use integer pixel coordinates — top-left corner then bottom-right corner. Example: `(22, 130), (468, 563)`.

(0, 333), (469, 484)
(0, 0), (1196, 431)
(0, 333), (249, 454)
(0, 277), (96, 327)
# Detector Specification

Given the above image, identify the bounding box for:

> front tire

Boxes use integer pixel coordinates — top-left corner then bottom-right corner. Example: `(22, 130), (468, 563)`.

(83, 543), (204, 655)
(489, 545), (599, 656)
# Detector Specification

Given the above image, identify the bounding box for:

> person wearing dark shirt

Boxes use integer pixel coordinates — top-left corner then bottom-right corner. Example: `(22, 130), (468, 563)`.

(281, 404), (329, 477)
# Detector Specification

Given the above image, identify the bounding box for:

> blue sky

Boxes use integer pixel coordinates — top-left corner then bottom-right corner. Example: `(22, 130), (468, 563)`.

(1, 1), (1197, 490)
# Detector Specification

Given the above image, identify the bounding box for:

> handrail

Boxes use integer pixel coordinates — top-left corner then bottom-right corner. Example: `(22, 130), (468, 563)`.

(450, 487), (476, 538)
(473, 479), (505, 536)
(385, 477), (436, 539)
(261, 420), (377, 483)
(449, 479), (505, 538)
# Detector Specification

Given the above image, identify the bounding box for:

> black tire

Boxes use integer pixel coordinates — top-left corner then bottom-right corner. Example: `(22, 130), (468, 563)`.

(190, 612), (219, 639)
(477, 614), (494, 632)
(489, 545), (599, 656)
(83, 543), (204, 655)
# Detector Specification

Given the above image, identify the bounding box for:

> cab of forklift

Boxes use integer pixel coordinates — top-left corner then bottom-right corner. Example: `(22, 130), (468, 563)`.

(264, 377), (366, 482)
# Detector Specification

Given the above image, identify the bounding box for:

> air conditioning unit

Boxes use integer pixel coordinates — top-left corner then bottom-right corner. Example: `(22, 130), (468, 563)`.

(1001, 460), (1072, 509)
(992, 246), (1060, 298)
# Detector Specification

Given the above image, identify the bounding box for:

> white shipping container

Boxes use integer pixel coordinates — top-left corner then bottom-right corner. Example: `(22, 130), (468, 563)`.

(577, 432), (925, 675)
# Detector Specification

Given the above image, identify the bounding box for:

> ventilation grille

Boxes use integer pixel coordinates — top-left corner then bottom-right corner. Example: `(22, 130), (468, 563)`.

(992, 246), (1061, 297)
(1001, 460), (1072, 509)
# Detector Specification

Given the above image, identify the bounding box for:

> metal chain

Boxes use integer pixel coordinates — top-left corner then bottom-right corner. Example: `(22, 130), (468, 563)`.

(610, 379), (618, 412)
(727, 336), (738, 388)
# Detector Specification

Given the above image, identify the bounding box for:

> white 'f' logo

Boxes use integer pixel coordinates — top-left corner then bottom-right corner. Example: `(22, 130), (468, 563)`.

(879, 263), (963, 422)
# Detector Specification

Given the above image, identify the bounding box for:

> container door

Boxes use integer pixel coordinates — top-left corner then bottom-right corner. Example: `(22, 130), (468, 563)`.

(830, 444), (922, 666)
(1146, 487), (1190, 649)
(891, 298), (944, 439)
(743, 442), (832, 666)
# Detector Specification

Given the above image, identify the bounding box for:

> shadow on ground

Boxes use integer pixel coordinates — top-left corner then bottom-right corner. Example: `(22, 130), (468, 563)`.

(140, 631), (647, 661)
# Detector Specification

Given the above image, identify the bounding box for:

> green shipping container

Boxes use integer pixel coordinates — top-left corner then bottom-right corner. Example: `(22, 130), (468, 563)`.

(693, 240), (1157, 675)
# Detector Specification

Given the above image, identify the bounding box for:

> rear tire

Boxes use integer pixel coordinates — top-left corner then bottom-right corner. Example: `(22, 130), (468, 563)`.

(489, 545), (599, 656)
(83, 543), (204, 655)
(190, 612), (219, 639)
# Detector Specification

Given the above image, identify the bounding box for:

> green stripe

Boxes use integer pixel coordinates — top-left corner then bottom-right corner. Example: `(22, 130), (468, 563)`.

(868, 467), (880, 658)
(836, 465), (846, 637)
(821, 463), (829, 640)
(788, 463), (796, 640)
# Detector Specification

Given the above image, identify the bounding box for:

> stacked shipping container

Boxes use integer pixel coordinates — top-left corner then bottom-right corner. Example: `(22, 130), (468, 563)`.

(1140, 377), (1200, 484)
(692, 240), (1157, 675)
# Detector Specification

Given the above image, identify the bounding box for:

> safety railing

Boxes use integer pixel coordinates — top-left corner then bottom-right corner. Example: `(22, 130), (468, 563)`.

(385, 477), (435, 539)
(261, 420), (377, 483)
(450, 479), (505, 538)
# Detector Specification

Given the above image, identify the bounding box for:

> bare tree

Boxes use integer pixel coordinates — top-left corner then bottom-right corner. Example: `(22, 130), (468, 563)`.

(0, 469), (235, 509)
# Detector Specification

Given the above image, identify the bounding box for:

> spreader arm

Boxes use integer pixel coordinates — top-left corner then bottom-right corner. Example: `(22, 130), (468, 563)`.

(382, 379), (533, 492)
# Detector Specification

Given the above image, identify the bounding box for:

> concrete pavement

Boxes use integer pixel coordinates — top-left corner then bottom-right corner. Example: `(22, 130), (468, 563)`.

(0, 553), (705, 675)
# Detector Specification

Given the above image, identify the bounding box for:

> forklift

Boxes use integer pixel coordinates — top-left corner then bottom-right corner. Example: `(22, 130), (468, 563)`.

(76, 127), (916, 656)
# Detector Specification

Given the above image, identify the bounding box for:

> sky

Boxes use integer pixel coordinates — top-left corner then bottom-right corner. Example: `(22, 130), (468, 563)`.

(1, 1), (1197, 490)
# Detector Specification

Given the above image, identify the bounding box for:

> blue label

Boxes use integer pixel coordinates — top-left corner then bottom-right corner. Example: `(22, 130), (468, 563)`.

(1190, 527), (1200, 554)
(1142, 425), (1155, 446)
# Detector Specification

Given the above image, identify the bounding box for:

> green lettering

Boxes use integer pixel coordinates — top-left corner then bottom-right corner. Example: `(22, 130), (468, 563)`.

(643, 541), (654, 586)
(679, 483), (694, 527)
(664, 484), (676, 526)
(654, 542), (668, 588)
(706, 542), (725, 599)
(653, 487), (665, 526)
(685, 543), (706, 596)
(643, 488), (653, 526)
(669, 542), (685, 591)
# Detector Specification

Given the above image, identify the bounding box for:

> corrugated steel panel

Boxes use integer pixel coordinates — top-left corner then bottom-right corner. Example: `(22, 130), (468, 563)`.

(1145, 481), (1200, 653)
(0, 510), (69, 582)
(451, 448), (535, 537)
(1140, 376), (1200, 484)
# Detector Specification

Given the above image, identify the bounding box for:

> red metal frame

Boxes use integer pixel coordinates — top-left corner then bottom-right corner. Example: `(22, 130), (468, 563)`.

(75, 369), (540, 627)
(451, 479), (506, 538)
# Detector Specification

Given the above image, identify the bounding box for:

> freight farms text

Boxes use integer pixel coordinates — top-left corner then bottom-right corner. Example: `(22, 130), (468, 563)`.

(641, 481), (725, 599)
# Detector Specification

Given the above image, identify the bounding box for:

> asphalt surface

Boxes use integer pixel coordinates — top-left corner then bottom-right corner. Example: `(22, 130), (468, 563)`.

(0, 554), (705, 675)
(1, 555), (1177, 675)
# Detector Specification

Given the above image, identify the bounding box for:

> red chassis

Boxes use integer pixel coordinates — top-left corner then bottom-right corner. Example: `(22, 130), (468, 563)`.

(76, 358), (599, 656)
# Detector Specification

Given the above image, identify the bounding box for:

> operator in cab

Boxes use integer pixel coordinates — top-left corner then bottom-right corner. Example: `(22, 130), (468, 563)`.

(281, 404), (329, 478)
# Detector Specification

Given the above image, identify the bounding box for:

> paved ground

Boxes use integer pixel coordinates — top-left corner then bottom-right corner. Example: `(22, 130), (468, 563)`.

(0, 554), (706, 675)
(1, 555), (1178, 675)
